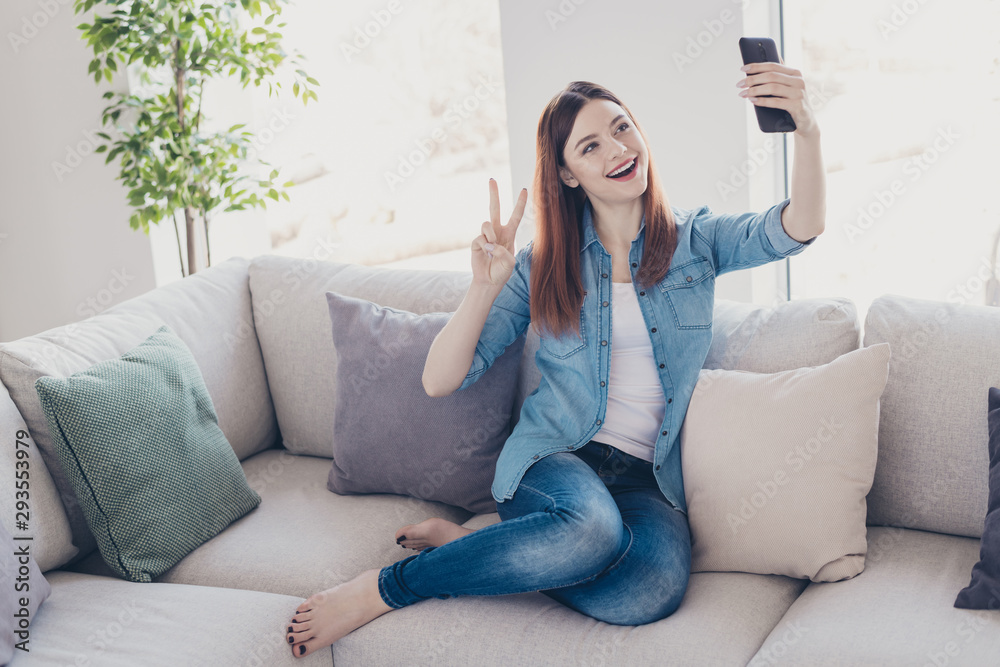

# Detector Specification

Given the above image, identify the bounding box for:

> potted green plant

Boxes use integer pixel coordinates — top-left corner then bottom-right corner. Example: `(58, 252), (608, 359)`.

(74, 0), (319, 276)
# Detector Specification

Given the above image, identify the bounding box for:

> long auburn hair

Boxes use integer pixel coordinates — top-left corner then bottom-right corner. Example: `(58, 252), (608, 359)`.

(530, 81), (678, 339)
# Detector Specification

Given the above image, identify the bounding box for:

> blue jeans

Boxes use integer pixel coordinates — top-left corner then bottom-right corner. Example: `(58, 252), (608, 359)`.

(377, 440), (692, 625)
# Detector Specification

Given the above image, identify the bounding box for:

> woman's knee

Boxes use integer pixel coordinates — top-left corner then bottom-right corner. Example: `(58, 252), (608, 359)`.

(590, 567), (690, 626)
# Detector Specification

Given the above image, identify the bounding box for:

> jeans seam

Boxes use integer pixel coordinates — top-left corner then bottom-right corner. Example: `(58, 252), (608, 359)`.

(377, 566), (406, 609)
(601, 521), (635, 576)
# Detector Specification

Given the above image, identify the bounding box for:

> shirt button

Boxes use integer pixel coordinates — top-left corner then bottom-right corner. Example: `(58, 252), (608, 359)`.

(602, 301), (609, 307)
(600, 380), (606, 387)
(602, 273), (608, 278)
(533, 454), (539, 460)
(662, 430), (667, 436)
(596, 419), (602, 425)
(667, 398), (672, 403)
(686, 276), (693, 282)
(566, 445), (573, 450)
(601, 340), (607, 346)
(659, 363), (665, 368)
(631, 262), (637, 267)
(655, 465), (661, 471)
(639, 291), (645, 296)
(651, 327), (657, 333)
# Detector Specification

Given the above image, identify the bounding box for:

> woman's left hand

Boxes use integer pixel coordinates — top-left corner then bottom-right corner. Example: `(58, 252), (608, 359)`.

(737, 58), (819, 137)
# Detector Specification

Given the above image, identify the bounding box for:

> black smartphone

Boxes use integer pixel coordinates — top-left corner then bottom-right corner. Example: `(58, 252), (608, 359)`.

(738, 37), (796, 133)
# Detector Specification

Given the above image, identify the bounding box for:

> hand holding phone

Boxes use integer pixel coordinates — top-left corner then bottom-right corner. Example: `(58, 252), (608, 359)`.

(738, 37), (797, 133)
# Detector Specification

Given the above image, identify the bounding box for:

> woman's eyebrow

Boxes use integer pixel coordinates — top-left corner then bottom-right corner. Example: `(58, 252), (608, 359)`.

(573, 114), (626, 151)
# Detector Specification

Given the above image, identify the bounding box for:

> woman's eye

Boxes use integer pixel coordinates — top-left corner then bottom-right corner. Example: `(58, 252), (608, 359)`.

(583, 142), (597, 154)
(617, 122), (630, 133)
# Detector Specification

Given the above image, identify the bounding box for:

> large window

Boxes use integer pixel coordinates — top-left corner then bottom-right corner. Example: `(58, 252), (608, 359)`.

(148, 0), (510, 284)
(783, 0), (1000, 316)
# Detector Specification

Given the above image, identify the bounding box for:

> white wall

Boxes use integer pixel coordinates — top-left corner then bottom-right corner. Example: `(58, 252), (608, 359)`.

(497, 0), (786, 302)
(0, 0), (157, 342)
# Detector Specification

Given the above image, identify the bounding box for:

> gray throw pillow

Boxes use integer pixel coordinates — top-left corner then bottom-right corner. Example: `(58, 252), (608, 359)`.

(325, 291), (525, 514)
(1, 521), (52, 663)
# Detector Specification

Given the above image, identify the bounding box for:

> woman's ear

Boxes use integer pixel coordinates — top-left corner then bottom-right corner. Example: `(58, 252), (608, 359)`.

(559, 166), (578, 188)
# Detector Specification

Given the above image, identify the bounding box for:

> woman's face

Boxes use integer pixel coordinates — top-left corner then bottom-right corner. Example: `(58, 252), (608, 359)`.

(559, 98), (649, 206)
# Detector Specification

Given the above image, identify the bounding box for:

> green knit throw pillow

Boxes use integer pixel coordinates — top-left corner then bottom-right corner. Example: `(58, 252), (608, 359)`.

(34, 325), (261, 583)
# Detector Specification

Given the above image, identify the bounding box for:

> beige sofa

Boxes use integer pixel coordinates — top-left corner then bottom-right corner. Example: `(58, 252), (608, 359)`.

(2, 254), (999, 666)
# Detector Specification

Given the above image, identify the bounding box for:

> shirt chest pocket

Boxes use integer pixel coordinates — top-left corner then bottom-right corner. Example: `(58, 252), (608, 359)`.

(539, 293), (588, 359)
(658, 256), (714, 330)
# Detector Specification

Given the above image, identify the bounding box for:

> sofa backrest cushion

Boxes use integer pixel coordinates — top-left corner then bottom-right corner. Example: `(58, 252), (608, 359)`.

(863, 294), (1000, 538)
(248, 255), (472, 457)
(0, 385), (76, 572)
(0, 257), (279, 566)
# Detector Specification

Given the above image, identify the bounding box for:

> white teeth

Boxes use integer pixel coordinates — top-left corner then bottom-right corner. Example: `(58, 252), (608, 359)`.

(607, 158), (635, 177)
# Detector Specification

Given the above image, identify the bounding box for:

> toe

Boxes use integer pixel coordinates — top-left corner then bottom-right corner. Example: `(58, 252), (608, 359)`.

(296, 640), (315, 657)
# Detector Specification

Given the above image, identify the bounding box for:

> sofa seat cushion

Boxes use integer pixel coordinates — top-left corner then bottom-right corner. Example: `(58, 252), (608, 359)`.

(10, 570), (332, 666)
(64, 449), (474, 599)
(749, 527), (1000, 666)
(329, 566), (807, 666)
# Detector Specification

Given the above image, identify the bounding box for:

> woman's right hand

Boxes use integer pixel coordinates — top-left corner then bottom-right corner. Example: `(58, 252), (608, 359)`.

(471, 178), (528, 290)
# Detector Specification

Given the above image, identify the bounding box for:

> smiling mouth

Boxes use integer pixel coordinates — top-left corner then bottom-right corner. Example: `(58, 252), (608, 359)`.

(606, 158), (637, 179)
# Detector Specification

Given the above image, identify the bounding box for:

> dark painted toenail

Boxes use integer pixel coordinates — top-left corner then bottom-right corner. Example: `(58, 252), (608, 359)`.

(288, 626), (293, 632)
(288, 636), (294, 643)
(299, 644), (306, 655)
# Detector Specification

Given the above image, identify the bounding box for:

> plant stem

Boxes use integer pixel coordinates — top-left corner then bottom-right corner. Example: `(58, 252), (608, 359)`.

(175, 36), (199, 274)
(204, 210), (212, 267)
(173, 209), (187, 278)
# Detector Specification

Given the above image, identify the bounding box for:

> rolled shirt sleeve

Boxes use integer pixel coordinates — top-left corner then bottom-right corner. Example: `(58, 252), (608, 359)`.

(693, 198), (817, 277)
(456, 243), (532, 392)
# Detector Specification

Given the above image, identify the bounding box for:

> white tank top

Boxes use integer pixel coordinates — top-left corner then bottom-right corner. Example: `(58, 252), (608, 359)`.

(590, 281), (666, 462)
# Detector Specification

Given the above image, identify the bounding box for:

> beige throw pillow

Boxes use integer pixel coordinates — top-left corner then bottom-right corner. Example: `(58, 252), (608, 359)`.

(680, 342), (891, 582)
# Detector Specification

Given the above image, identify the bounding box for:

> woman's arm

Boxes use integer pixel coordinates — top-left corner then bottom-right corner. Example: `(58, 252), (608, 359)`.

(423, 179), (528, 397)
(739, 60), (826, 243)
(422, 282), (503, 397)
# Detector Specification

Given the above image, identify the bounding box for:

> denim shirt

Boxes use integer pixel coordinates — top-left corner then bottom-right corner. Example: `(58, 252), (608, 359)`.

(458, 197), (816, 514)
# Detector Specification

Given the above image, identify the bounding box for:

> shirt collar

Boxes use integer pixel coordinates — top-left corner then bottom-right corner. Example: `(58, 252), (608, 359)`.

(580, 197), (647, 253)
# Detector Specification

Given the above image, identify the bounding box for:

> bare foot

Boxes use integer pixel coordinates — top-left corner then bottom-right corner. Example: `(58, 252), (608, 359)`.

(395, 517), (475, 551)
(286, 568), (392, 658)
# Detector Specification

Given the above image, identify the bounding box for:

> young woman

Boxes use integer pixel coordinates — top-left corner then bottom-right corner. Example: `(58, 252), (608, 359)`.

(286, 60), (825, 658)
